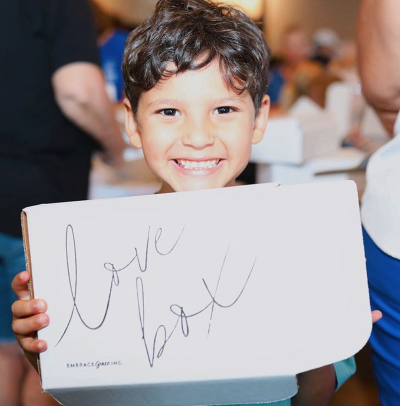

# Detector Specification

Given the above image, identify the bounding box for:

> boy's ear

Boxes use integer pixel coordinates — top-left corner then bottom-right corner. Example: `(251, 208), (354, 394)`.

(252, 95), (270, 145)
(123, 98), (142, 149)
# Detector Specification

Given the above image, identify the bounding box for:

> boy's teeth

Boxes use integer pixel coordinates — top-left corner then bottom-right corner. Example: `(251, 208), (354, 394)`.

(177, 159), (219, 169)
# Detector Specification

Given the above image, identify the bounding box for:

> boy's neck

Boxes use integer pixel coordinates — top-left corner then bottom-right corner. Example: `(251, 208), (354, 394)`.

(157, 180), (239, 194)
(157, 183), (175, 194)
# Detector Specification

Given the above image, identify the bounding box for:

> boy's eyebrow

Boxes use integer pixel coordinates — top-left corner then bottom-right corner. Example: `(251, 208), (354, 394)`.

(215, 96), (247, 105)
(145, 98), (183, 109)
(145, 96), (247, 109)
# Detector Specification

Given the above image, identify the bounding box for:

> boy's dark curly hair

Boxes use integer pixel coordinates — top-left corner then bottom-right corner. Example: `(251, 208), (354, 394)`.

(122, 0), (270, 114)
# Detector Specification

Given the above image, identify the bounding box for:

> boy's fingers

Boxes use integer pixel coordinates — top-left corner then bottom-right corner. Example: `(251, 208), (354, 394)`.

(372, 310), (383, 324)
(12, 313), (49, 336)
(11, 299), (47, 318)
(14, 335), (46, 372)
(18, 336), (47, 354)
(11, 271), (31, 300)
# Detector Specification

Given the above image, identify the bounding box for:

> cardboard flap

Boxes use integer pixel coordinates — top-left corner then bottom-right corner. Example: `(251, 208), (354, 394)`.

(48, 376), (298, 406)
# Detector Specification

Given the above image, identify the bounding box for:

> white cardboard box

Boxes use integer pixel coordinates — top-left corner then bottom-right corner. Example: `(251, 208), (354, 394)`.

(250, 113), (340, 165)
(22, 181), (371, 406)
(256, 147), (367, 185)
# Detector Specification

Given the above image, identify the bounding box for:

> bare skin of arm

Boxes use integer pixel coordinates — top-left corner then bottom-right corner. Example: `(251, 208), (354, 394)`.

(292, 365), (336, 406)
(52, 62), (126, 165)
(292, 309), (382, 406)
(357, 0), (400, 135)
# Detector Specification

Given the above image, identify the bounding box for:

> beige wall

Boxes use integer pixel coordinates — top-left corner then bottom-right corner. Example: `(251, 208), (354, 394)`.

(92, 0), (264, 25)
(264, 0), (361, 53)
(92, 0), (362, 52)
(92, 0), (157, 26)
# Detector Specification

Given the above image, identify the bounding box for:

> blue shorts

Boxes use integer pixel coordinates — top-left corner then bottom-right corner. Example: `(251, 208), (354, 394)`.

(0, 231), (26, 343)
(363, 227), (400, 406)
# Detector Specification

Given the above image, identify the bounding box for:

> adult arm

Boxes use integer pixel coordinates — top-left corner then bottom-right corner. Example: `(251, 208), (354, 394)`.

(291, 365), (336, 406)
(291, 310), (382, 406)
(52, 62), (126, 165)
(357, 0), (400, 135)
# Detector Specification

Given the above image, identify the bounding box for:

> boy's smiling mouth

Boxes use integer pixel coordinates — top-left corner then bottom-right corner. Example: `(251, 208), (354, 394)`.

(174, 159), (222, 170)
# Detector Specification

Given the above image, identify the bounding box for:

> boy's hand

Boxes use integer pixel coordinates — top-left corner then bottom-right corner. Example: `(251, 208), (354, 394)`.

(11, 271), (49, 371)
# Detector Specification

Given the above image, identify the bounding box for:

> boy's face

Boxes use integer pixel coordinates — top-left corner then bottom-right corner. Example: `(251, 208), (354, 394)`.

(124, 61), (269, 193)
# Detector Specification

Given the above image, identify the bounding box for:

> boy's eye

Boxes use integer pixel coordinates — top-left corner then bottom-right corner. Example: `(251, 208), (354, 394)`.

(159, 108), (180, 116)
(214, 106), (235, 114)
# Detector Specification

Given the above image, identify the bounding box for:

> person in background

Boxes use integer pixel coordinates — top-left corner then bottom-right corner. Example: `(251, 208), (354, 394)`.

(358, 0), (400, 405)
(311, 28), (340, 68)
(267, 25), (312, 107)
(268, 25), (327, 111)
(0, 0), (126, 405)
(90, 1), (130, 104)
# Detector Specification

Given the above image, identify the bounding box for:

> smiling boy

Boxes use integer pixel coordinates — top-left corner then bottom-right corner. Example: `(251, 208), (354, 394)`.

(121, 0), (270, 194)
(123, 60), (268, 192)
(11, 1), (360, 405)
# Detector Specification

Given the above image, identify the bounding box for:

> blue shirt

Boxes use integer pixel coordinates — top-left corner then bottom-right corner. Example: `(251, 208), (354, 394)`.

(99, 29), (129, 102)
(267, 67), (285, 105)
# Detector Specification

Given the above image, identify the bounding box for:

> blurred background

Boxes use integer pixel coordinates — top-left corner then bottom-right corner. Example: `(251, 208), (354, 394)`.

(91, 0), (360, 45)
(1, 0), (386, 405)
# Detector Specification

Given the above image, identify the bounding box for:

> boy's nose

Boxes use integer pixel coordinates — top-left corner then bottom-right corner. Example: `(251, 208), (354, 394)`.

(181, 118), (215, 149)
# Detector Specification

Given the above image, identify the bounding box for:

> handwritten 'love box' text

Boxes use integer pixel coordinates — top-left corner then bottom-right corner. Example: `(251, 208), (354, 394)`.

(59, 223), (256, 368)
